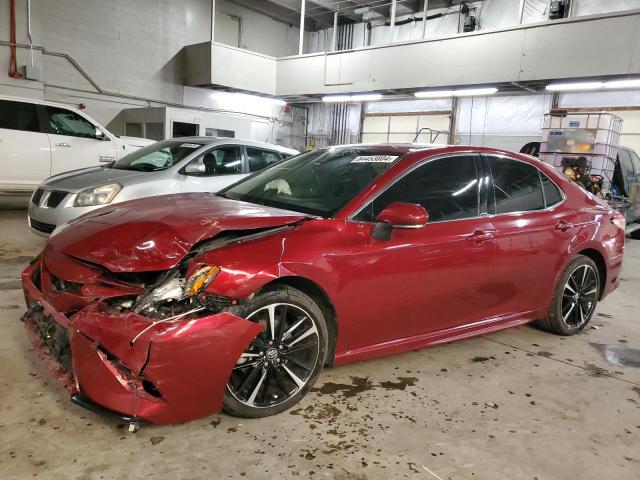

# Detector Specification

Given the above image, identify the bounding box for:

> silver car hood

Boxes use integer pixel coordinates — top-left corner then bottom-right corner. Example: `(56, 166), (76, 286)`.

(120, 136), (154, 148)
(43, 166), (148, 193)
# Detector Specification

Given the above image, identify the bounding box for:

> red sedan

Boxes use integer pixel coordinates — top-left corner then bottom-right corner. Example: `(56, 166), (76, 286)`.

(21, 145), (625, 424)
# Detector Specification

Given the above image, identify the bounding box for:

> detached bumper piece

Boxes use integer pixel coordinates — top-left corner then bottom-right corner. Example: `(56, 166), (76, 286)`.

(21, 256), (262, 425)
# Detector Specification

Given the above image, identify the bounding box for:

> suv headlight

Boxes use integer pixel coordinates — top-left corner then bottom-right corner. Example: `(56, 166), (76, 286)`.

(75, 183), (122, 207)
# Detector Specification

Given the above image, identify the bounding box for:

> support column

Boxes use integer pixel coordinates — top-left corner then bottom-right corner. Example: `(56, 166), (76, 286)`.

(210, 0), (216, 42)
(389, 0), (397, 43)
(421, 0), (429, 39)
(518, 0), (525, 24)
(332, 10), (338, 51)
(299, 0), (306, 55)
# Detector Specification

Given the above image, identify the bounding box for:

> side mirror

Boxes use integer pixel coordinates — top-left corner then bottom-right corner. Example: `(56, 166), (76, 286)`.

(184, 162), (206, 174)
(95, 128), (106, 140)
(372, 202), (429, 241)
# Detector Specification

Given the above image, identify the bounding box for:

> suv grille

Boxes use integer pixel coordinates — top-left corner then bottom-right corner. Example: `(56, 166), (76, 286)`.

(30, 218), (56, 234)
(46, 191), (68, 208)
(32, 187), (44, 205)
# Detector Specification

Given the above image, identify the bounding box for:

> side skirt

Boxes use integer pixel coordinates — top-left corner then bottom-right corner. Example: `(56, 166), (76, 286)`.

(334, 310), (541, 366)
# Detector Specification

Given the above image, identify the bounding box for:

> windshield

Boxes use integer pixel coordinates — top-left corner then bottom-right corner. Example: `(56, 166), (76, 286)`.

(221, 148), (402, 217)
(113, 140), (205, 171)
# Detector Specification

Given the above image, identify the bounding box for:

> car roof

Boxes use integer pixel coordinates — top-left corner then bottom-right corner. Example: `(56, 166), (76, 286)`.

(160, 136), (299, 154)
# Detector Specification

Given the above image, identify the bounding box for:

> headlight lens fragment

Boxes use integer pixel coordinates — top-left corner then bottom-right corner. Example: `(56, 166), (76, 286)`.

(185, 265), (221, 297)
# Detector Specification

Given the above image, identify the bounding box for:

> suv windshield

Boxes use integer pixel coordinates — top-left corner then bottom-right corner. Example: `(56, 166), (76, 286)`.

(222, 148), (402, 217)
(113, 140), (205, 171)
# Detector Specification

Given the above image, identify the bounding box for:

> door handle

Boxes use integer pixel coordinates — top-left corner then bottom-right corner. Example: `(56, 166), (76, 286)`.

(56, 142), (71, 148)
(555, 220), (574, 232)
(466, 230), (495, 244)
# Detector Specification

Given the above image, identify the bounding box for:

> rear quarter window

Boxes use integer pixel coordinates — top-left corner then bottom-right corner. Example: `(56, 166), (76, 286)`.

(0, 100), (40, 132)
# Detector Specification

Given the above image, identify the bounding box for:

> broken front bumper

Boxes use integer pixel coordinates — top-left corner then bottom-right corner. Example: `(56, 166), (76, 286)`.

(21, 260), (262, 425)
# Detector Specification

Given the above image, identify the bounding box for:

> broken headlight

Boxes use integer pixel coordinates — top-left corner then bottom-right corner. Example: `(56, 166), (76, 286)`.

(134, 265), (221, 315)
(185, 265), (220, 296)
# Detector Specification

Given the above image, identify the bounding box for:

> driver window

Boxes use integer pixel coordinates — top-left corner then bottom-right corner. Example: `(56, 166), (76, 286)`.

(45, 106), (100, 139)
(189, 146), (243, 176)
(354, 155), (479, 223)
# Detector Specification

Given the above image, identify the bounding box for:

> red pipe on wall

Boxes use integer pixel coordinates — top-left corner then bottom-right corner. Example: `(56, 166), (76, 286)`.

(8, 0), (23, 78)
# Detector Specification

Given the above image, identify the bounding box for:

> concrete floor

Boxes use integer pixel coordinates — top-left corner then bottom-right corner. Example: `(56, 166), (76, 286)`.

(0, 209), (638, 480)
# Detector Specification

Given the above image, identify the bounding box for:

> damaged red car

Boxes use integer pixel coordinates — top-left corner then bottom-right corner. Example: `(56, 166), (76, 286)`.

(21, 145), (625, 424)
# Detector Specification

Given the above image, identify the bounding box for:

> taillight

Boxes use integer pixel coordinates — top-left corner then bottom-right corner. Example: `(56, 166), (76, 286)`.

(611, 212), (626, 230)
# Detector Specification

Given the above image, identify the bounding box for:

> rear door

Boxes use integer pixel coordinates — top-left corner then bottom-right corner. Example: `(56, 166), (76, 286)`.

(246, 147), (283, 173)
(483, 154), (575, 318)
(44, 105), (118, 175)
(0, 99), (51, 191)
(179, 145), (246, 193)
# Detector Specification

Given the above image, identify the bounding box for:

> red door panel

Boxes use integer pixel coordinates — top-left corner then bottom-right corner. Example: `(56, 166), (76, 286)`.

(333, 217), (498, 351)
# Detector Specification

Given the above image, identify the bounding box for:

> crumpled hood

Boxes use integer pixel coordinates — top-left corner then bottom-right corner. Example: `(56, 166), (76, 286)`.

(119, 136), (154, 149)
(47, 193), (308, 272)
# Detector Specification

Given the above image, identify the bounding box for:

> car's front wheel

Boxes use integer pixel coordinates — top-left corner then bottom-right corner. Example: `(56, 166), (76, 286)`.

(223, 286), (328, 418)
(536, 255), (600, 335)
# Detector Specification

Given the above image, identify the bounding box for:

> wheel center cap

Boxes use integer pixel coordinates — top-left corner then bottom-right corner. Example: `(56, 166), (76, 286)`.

(265, 348), (279, 361)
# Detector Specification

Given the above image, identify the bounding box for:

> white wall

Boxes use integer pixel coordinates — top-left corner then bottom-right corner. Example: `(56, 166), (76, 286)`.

(0, 0), (294, 141)
(455, 94), (553, 151)
(215, 0), (307, 57)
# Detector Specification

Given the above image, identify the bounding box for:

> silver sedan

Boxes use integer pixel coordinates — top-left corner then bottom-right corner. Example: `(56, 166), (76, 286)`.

(28, 137), (299, 236)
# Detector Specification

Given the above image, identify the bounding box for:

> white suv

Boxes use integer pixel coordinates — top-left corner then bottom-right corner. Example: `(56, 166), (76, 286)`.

(0, 95), (153, 195)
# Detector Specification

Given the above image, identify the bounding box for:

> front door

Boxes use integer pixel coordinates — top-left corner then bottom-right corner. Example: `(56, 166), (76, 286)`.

(44, 105), (117, 175)
(338, 154), (499, 350)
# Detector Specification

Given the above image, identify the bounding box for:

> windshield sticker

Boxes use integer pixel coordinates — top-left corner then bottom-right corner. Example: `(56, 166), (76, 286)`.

(351, 155), (398, 163)
(180, 143), (202, 149)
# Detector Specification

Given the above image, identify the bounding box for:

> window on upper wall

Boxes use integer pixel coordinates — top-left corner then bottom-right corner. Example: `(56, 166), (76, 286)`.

(45, 106), (100, 138)
(125, 122), (143, 138)
(487, 157), (545, 214)
(354, 155), (479, 223)
(0, 100), (40, 132)
(145, 123), (164, 141)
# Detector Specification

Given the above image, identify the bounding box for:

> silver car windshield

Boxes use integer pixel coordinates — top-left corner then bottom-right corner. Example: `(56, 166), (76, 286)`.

(113, 140), (206, 172)
(221, 148), (401, 217)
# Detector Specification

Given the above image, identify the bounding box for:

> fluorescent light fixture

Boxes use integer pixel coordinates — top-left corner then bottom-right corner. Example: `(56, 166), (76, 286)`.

(351, 93), (383, 101)
(414, 90), (454, 98)
(604, 79), (640, 89)
(545, 82), (604, 91)
(453, 87), (498, 97)
(322, 95), (353, 103)
(271, 98), (287, 106)
(322, 93), (382, 102)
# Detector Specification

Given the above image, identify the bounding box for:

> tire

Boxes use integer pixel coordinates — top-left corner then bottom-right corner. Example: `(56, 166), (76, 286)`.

(630, 226), (640, 240)
(536, 255), (600, 335)
(223, 286), (329, 418)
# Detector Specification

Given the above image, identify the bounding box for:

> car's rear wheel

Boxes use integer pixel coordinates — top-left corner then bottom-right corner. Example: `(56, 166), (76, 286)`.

(536, 255), (600, 335)
(630, 225), (640, 240)
(223, 286), (328, 418)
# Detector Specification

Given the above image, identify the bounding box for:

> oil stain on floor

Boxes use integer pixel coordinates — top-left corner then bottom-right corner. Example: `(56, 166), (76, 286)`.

(590, 342), (640, 368)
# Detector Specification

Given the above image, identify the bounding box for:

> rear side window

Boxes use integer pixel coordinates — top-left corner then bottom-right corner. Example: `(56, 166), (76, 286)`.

(488, 157), (544, 214)
(45, 106), (98, 138)
(0, 100), (40, 132)
(246, 148), (282, 172)
(540, 172), (563, 207)
(355, 155), (479, 223)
